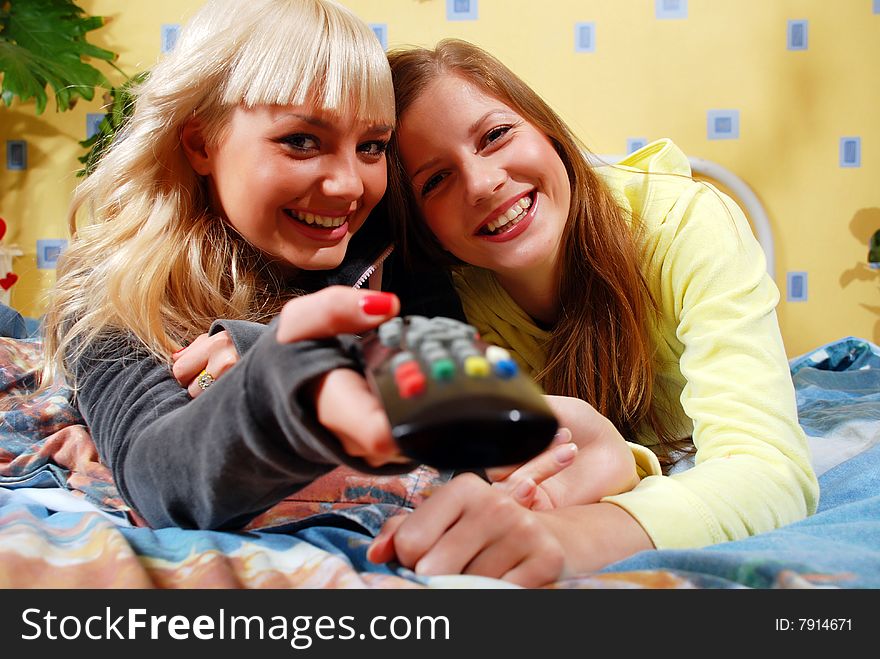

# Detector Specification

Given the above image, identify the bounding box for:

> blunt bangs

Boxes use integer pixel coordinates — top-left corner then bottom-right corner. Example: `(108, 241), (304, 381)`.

(221, 0), (394, 126)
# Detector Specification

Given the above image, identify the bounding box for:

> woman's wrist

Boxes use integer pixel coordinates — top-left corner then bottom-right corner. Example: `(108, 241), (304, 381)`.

(537, 502), (655, 576)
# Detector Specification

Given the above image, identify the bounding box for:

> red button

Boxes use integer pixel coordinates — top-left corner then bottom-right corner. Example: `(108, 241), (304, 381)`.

(396, 371), (426, 398)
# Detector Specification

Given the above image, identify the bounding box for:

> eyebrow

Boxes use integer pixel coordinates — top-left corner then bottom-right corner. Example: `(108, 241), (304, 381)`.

(409, 109), (511, 180)
(278, 113), (392, 134)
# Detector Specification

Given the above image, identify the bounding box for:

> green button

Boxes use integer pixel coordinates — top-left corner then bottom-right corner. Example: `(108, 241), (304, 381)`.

(431, 358), (456, 380)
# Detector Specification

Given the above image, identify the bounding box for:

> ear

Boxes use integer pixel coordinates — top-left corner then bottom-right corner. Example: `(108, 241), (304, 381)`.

(180, 119), (212, 175)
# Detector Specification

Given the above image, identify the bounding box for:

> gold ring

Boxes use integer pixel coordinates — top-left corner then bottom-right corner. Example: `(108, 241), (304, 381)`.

(196, 369), (216, 390)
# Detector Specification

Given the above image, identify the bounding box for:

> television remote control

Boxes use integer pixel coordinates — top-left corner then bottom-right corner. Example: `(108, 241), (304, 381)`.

(359, 315), (558, 469)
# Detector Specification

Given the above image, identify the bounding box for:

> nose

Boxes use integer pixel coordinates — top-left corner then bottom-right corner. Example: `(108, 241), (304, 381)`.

(462, 157), (507, 207)
(321, 153), (365, 200)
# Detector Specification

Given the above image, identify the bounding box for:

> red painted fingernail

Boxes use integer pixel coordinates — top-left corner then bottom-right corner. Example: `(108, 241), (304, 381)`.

(360, 293), (395, 315)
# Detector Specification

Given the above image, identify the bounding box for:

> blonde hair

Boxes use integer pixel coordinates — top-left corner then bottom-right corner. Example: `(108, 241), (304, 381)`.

(387, 40), (681, 457)
(42, 0), (393, 386)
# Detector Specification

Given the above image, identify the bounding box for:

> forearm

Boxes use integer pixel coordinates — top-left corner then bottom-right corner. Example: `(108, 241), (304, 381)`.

(537, 502), (654, 575)
(75, 330), (405, 529)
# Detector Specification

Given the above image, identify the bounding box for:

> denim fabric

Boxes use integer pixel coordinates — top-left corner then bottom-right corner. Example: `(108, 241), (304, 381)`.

(0, 303), (39, 339)
(601, 445), (880, 588)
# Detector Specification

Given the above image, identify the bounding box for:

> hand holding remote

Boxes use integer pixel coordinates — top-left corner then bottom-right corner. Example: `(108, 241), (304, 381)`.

(358, 315), (558, 469)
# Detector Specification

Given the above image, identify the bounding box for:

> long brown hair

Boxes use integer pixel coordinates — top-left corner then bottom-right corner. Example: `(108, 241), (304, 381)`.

(386, 39), (679, 455)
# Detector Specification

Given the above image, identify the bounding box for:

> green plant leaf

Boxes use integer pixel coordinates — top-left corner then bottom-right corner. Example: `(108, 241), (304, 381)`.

(0, 0), (116, 114)
(76, 71), (147, 177)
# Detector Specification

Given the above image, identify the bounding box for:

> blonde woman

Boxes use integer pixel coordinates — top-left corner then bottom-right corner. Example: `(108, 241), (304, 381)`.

(42, 0), (419, 530)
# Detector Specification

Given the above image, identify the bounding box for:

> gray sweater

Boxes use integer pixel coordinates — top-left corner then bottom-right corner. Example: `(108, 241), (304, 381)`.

(72, 222), (464, 529)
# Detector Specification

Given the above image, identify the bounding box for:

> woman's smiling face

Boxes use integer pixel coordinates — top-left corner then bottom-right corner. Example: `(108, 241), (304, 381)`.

(189, 103), (392, 271)
(397, 73), (571, 280)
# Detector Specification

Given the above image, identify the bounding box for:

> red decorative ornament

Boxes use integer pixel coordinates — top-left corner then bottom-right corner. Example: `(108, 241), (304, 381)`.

(0, 272), (18, 290)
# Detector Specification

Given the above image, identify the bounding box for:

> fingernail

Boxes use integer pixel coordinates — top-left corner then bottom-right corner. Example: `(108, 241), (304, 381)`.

(551, 427), (572, 445)
(360, 293), (395, 315)
(553, 442), (578, 465)
(514, 478), (536, 501)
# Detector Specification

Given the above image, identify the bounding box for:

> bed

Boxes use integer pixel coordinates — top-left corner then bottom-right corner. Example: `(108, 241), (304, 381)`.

(3, 153), (878, 590)
(1, 333), (878, 590)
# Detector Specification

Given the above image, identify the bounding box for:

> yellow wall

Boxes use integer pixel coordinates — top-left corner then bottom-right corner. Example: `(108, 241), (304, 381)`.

(1, 0), (878, 357)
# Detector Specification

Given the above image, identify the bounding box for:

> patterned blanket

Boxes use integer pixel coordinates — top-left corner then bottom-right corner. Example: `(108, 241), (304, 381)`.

(1, 336), (878, 589)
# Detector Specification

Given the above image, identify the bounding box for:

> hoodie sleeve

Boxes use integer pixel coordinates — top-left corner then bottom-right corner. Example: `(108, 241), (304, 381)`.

(73, 324), (414, 530)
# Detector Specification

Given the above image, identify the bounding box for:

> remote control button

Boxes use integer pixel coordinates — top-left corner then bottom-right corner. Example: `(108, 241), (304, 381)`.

(390, 351), (417, 370)
(396, 369), (427, 398)
(421, 339), (443, 353)
(485, 345), (511, 363)
(464, 355), (491, 377)
(430, 358), (456, 381)
(450, 338), (479, 360)
(493, 359), (519, 379)
(394, 360), (421, 379)
(378, 317), (403, 347)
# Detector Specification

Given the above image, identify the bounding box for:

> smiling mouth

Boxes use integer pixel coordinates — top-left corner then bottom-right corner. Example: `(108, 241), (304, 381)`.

(284, 209), (349, 229)
(479, 193), (534, 236)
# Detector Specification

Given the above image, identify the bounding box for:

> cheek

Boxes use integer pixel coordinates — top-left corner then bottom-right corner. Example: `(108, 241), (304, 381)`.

(423, 208), (456, 249)
(361, 166), (388, 209)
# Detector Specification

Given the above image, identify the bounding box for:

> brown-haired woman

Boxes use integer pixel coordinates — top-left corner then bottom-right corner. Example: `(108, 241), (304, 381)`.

(368, 39), (818, 585)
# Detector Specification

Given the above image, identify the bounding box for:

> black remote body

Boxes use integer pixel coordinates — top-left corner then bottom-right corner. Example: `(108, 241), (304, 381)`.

(359, 315), (558, 469)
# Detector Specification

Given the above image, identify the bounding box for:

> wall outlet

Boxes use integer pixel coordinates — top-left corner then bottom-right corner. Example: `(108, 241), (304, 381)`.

(6, 140), (27, 170)
(707, 110), (740, 140)
(161, 24), (181, 53)
(787, 20), (808, 50)
(447, 0), (478, 21)
(575, 23), (596, 53)
(37, 239), (68, 270)
(656, 0), (688, 20)
(840, 137), (861, 167)
(370, 24), (388, 50)
(86, 113), (105, 139)
(786, 271), (808, 302)
(627, 138), (648, 153)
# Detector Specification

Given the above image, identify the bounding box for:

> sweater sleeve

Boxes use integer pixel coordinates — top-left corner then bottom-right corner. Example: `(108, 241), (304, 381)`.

(602, 183), (819, 548)
(72, 325), (413, 530)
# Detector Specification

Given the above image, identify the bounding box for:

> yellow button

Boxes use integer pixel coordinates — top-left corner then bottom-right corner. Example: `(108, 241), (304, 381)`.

(463, 355), (491, 377)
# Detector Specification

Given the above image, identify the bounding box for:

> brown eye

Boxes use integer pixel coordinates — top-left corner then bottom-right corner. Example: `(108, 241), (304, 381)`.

(420, 172), (448, 197)
(482, 125), (511, 148)
(278, 134), (319, 151)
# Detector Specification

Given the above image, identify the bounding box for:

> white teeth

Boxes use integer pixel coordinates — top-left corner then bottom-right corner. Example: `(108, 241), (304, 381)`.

(287, 210), (347, 228)
(486, 195), (532, 234)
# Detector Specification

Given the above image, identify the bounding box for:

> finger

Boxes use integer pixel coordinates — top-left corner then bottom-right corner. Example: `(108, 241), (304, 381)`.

(276, 286), (400, 343)
(171, 333), (212, 385)
(173, 331), (239, 388)
(386, 474), (487, 570)
(367, 513), (408, 564)
(415, 491), (525, 578)
(313, 369), (401, 465)
(485, 427), (572, 482)
(491, 441), (577, 504)
(500, 544), (566, 588)
(186, 354), (238, 398)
